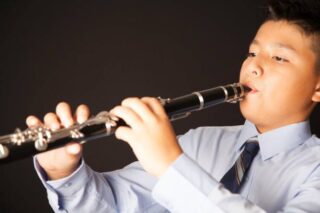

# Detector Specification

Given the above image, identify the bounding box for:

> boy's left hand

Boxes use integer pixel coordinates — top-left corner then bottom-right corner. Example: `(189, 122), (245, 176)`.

(110, 97), (183, 178)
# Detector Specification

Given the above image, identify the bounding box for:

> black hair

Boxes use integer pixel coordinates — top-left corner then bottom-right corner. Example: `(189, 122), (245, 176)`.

(266, 0), (320, 71)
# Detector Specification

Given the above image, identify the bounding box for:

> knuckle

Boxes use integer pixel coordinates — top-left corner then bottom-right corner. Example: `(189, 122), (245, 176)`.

(141, 96), (151, 102)
(149, 116), (160, 125)
(142, 97), (160, 105)
(112, 105), (122, 113)
(150, 97), (160, 104)
(141, 96), (151, 100)
(121, 97), (140, 106)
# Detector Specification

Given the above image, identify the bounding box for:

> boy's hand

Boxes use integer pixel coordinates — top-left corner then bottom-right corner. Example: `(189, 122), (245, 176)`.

(26, 102), (90, 180)
(110, 97), (183, 178)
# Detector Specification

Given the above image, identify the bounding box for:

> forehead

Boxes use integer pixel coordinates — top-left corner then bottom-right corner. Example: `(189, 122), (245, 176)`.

(253, 20), (318, 71)
(254, 20), (316, 56)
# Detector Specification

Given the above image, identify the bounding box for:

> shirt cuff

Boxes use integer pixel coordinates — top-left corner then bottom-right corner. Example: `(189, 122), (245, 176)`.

(33, 157), (92, 197)
(152, 153), (223, 212)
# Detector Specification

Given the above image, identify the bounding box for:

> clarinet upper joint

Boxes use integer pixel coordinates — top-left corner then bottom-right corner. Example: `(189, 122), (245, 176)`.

(0, 82), (251, 163)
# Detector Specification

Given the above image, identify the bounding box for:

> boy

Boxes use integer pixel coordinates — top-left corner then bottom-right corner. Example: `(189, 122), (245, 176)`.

(27, 0), (320, 212)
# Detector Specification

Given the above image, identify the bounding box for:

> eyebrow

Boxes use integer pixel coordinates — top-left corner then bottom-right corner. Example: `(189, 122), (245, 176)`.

(251, 39), (297, 52)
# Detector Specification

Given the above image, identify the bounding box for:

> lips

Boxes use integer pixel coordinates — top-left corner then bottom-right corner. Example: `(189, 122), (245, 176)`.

(243, 82), (259, 94)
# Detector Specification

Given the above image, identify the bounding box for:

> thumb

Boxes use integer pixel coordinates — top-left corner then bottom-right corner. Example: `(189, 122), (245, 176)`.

(65, 142), (82, 156)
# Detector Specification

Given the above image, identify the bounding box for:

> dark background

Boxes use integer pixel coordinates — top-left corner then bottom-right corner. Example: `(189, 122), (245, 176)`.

(0, 0), (319, 212)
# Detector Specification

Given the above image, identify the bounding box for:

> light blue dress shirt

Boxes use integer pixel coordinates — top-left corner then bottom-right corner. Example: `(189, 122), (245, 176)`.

(34, 120), (320, 212)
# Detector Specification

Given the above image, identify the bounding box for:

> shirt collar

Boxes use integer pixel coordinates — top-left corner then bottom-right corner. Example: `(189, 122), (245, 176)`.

(236, 120), (312, 161)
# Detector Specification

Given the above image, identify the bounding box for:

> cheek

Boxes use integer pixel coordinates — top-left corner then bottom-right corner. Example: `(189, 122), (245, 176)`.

(267, 74), (312, 109)
(266, 75), (294, 100)
(239, 63), (247, 80)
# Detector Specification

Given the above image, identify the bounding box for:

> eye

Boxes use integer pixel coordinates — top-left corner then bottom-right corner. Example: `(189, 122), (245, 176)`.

(272, 56), (289, 63)
(247, 52), (256, 58)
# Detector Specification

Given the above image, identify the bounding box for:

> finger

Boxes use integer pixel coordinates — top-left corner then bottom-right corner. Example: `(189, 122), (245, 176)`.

(26, 115), (43, 128)
(56, 102), (74, 127)
(141, 97), (167, 118)
(110, 106), (142, 128)
(114, 126), (134, 144)
(65, 142), (82, 156)
(75, 104), (90, 124)
(44, 112), (61, 130)
(121, 97), (156, 122)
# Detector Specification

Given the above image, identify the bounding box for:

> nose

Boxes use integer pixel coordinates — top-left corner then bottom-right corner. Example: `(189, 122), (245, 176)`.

(251, 70), (260, 76)
(245, 58), (263, 78)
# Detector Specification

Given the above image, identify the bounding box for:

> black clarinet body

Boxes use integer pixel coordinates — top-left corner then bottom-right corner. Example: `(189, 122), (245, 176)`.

(0, 83), (250, 164)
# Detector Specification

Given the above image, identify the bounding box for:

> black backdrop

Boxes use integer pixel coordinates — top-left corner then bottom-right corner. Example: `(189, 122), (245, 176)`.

(0, 0), (319, 212)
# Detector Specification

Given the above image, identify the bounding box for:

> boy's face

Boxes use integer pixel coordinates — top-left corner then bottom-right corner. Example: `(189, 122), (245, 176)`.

(239, 20), (320, 133)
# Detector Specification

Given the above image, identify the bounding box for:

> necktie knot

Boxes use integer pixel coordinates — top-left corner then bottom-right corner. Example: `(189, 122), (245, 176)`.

(243, 139), (260, 156)
(242, 139), (260, 171)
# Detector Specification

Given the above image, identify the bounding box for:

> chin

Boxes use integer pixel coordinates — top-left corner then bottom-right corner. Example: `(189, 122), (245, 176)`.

(239, 101), (261, 124)
(240, 102), (286, 133)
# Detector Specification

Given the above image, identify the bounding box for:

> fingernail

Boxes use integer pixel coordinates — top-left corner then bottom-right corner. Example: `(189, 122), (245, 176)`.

(64, 120), (74, 128)
(27, 117), (36, 126)
(51, 123), (60, 130)
(77, 116), (86, 124)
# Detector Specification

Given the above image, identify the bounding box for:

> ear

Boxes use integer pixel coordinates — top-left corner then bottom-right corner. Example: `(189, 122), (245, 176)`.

(312, 77), (320, 102)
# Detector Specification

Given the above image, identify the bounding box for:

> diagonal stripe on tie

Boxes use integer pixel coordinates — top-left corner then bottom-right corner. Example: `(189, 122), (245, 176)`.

(220, 136), (260, 193)
(236, 157), (244, 183)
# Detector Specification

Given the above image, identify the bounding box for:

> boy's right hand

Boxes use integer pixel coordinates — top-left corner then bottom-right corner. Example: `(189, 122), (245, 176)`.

(26, 102), (90, 180)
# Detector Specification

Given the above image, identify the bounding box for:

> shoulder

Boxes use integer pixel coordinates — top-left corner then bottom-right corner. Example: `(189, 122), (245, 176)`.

(287, 135), (320, 196)
(287, 135), (320, 182)
(178, 124), (243, 156)
(306, 135), (320, 147)
(298, 135), (320, 160)
(179, 125), (243, 142)
(302, 135), (320, 160)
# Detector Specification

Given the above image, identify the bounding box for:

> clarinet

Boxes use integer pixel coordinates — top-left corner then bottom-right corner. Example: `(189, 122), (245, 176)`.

(0, 83), (250, 164)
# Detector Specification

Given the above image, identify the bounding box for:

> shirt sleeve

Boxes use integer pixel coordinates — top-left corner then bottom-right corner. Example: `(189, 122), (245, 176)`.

(34, 155), (320, 213)
(152, 153), (320, 213)
(280, 165), (320, 213)
(34, 157), (118, 213)
(152, 153), (266, 213)
(33, 157), (165, 213)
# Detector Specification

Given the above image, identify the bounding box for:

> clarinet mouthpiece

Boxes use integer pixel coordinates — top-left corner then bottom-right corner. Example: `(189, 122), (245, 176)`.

(243, 85), (252, 93)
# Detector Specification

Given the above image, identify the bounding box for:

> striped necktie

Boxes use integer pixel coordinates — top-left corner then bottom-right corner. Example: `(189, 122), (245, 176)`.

(220, 137), (260, 193)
